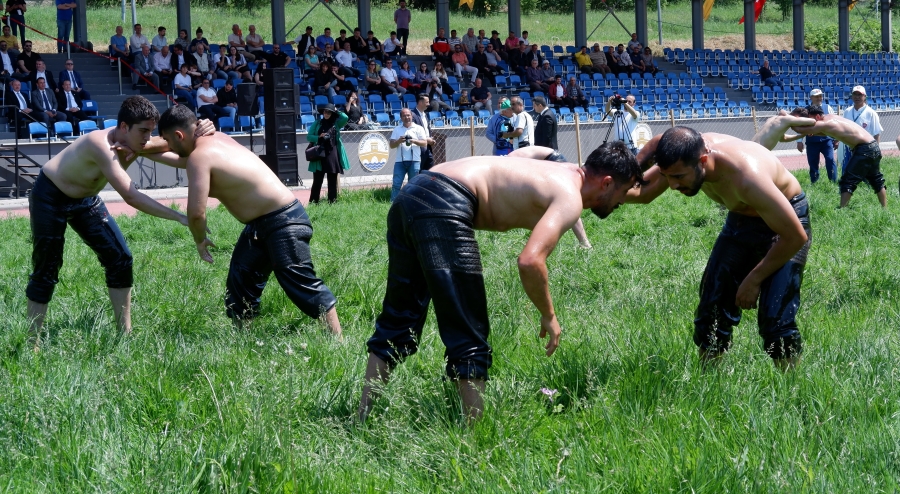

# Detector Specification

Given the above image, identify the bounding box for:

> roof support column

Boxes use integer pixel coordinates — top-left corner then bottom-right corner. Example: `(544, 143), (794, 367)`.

(692, 0), (704, 50)
(357, 0), (371, 38)
(882, 0), (892, 52)
(635, 0), (648, 47)
(508, 0), (521, 38)
(574, 0), (587, 47)
(272, 0), (286, 45)
(744, 0), (756, 51)
(838, 0), (849, 52)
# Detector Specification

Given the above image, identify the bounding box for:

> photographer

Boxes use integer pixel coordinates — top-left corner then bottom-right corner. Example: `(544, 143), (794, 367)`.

(389, 108), (431, 202)
(605, 93), (640, 151)
(502, 96), (534, 149)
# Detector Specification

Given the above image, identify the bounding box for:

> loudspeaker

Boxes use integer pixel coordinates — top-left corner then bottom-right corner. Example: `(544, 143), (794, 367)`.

(269, 132), (297, 154)
(236, 83), (258, 116)
(269, 68), (294, 88)
(262, 154), (300, 186)
(262, 67), (299, 185)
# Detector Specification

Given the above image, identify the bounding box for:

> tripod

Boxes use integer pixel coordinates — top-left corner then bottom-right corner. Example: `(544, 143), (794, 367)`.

(602, 107), (637, 155)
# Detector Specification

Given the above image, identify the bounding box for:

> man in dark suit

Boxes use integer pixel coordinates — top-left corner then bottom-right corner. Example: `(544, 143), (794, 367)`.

(410, 93), (436, 170)
(56, 79), (89, 132)
(29, 77), (66, 131)
(28, 60), (57, 92)
(5, 78), (34, 136)
(169, 44), (197, 73)
(131, 45), (159, 90)
(532, 96), (559, 151)
(58, 59), (91, 100)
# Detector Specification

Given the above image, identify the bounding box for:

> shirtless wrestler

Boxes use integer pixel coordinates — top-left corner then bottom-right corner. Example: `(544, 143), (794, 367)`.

(26, 96), (214, 345)
(156, 105), (342, 336)
(751, 109), (816, 151)
(627, 127), (811, 371)
(358, 140), (644, 422)
(789, 105), (887, 208)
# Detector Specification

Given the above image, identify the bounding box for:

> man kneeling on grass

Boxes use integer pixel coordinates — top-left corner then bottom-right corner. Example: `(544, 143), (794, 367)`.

(358, 141), (644, 423)
(627, 127), (811, 371)
(156, 105), (342, 336)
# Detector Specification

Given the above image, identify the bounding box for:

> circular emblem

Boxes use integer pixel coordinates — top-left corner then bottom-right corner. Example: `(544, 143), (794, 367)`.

(632, 123), (653, 151)
(358, 133), (390, 172)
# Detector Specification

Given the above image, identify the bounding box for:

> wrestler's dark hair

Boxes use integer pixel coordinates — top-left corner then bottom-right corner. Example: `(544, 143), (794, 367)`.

(158, 104), (197, 134)
(655, 126), (705, 170)
(806, 105), (824, 116)
(117, 95), (160, 128)
(791, 107), (809, 117)
(583, 140), (646, 186)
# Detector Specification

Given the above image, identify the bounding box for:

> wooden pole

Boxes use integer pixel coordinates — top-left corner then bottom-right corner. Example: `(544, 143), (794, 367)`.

(669, 109), (675, 127)
(574, 113), (583, 165)
(751, 107), (758, 133)
(470, 116), (475, 156)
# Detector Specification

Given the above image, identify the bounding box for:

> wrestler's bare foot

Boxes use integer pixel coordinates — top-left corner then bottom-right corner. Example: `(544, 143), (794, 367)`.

(358, 353), (392, 423)
(457, 378), (486, 423)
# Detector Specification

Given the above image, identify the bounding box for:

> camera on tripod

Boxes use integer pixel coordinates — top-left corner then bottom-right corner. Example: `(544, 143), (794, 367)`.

(610, 93), (627, 110)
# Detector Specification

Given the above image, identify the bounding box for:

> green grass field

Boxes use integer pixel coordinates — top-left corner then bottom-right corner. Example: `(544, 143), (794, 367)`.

(1, 160), (900, 491)
(20, 0), (879, 54)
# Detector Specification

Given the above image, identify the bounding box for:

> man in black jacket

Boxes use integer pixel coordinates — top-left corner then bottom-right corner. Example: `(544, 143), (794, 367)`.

(532, 96), (558, 151)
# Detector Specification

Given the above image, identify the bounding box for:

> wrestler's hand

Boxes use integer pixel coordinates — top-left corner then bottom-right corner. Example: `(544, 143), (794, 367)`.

(194, 119), (216, 138)
(196, 238), (216, 264)
(735, 278), (761, 310)
(540, 314), (561, 356)
(111, 142), (137, 163)
(796, 142), (804, 153)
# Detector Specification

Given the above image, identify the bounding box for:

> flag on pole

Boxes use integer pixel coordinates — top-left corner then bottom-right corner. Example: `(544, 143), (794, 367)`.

(739, 0), (767, 24)
(459, 0), (474, 9)
(848, 0), (857, 11)
(703, 0), (715, 20)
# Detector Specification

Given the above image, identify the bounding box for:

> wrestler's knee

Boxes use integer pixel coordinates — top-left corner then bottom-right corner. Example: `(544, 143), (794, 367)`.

(103, 251), (133, 288)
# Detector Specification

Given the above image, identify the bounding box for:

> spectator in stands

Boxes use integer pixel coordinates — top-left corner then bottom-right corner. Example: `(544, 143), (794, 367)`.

(471, 43), (497, 87)
(488, 30), (506, 60)
(5, 0), (25, 49)
(563, 76), (587, 109)
(525, 59), (547, 93)
(448, 29), (463, 51)
(639, 47), (658, 75)
(320, 42), (336, 66)
(610, 44), (632, 75)
(307, 104), (349, 204)
(0, 41), (15, 83)
(627, 33), (640, 53)
(486, 97), (513, 155)
(215, 79), (237, 122)
(174, 29), (190, 52)
(189, 27), (209, 54)
(265, 43), (291, 68)
(344, 91), (370, 130)
(287, 25), (315, 55)
(30, 77), (66, 129)
(470, 77), (491, 111)
(55, 79), (88, 132)
(796, 89), (837, 183)
(482, 44), (503, 77)
(29, 60), (56, 92)
(532, 96), (558, 150)
(349, 28), (367, 59)
(228, 24), (256, 62)
(173, 64), (196, 112)
(109, 25), (127, 61)
(462, 28), (478, 55)
(335, 29), (350, 53)
(129, 23), (149, 56)
(505, 31), (519, 53)
(303, 45), (320, 77)
(380, 58), (406, 95)
(394, 0), (411, 56)
(195, 78), (229, 125)
(131, 45), (158, 89)
(508, 41), (527, 77)
(548, 74), (565, 106)
(389, 107), (429, 202)
(523, 44), (543, 67)
(1, 25), (20, 58)
(383, 31), (403, 58)
(153, 44), (174, 87)
(452, 44), (478, 80)
(574, 45), (595, 74)
(630, 44), (645, 72)
(245, 24), (265, 60)
(366, 30), (384, 63)
(226, 45), (252, 81)
(432, 27), (451, 68)
(315, 60), (339, 97)
(365, 60), (392, 97)
(214, 44), (238, 80)
(505, 96), (533, 148)
(58, 59), (89, 100)
(415, 61), (433, 87)
(335, 42), (358, 76)
(193, 43), (215, 81)
(329, 61), (353, 93)
(252, 58), (267, 96)
(6, 80), (34, 128)
(170, 45), (196, 75)
(539, 59), (556, 87)
(842, 85), (882, 170)
(588, 44), (610, 75)
(397, 59), (419, 92)
(756, 59), (783, 88)
(16, 39), (39, 78)
(427, 80), (451, 111)
(477, 29), (489, 48)
(56, 0), (76, 53)
(316, 27), (335, 53)
(520, 30), (530, 45)
(151, 26), (167, 53)
(604, 94), (639, 152)
(430, 61), (454, 95)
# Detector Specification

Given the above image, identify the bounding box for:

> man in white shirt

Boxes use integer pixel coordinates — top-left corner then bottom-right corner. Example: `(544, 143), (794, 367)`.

(335, 42), (359, 77)
(504, 96), (534, 149)
(172, 64), (196, 112)
(382, 31), (403, 58)
(195, 78), (229, 124)
(604, 94), (640, 154)
(153, 45), (174, 86)
(6, 79), (33, 124)
(129, 23), (149, 56)
(56, 79), (89, 132)
(227, 24), (256, 62)
(842, 85), (882, 164)
(194, 43), (215, 81)
(409, 94), (435, 170)
(379, 58), (406, 95)
(245, 24), (265, 60)
(0, 41), (15, 82)
(389, 108), (428, 201)
(151, 26), (167, 53)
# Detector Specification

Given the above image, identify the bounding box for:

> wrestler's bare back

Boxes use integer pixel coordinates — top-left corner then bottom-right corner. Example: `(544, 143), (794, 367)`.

(752, 111), (815, 150)
(41, 128), (137, 199)
(431, 157), (585, 232)
(791, 114), (872, 147)
(187, 133), (295, 224)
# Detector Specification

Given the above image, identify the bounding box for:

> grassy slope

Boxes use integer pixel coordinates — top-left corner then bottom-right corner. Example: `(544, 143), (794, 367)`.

(22, 1), (872, 54)
(0, 161), (899, 491)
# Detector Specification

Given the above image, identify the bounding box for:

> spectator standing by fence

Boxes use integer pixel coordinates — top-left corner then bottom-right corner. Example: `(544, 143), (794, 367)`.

(797, 89), (837, 183)
(486, 97), (512, 156)
(394, 0), (410, 56)
(55, 0), (75, 54)
(841, 85), (881, 173)
(389, 108), (428, 202)
(532, 96), (558, 150)
(6, 0), (25, 49)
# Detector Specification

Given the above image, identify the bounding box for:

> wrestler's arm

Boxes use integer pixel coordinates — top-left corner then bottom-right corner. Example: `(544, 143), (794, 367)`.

(518, 197), (582, 357)
(94, 145), (188, 224)
(185, 156), (216, 263)
(133, 120), (216, 155)
(144, 152), (187, 168)
(625, 164), (666, 203)
(508, 145), (554, 160)
(781, 133), (805, 143)
(733, 178), (808, 309)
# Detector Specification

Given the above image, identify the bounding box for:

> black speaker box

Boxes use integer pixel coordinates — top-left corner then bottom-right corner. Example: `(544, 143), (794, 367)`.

(268, 68), (294, 88)
(266, 131), (297, 155)
(262, 153), (299, 185)
(236, 83), (259, 116)
(271, 111), (296, 133)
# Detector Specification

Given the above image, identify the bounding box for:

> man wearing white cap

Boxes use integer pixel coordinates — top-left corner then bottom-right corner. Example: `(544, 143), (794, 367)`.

(797, 88), (837, 183)
(842, 85), (882, 172)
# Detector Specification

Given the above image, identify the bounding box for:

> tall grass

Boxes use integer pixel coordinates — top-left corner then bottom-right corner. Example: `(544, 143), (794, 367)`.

(1, 159), (899, 491)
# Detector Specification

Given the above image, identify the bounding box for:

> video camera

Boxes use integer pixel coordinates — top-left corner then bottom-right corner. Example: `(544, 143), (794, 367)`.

(611, 93), (626, 110)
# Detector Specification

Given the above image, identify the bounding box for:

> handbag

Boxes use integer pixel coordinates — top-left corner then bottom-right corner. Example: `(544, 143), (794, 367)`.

(305, 142), (326, 161)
